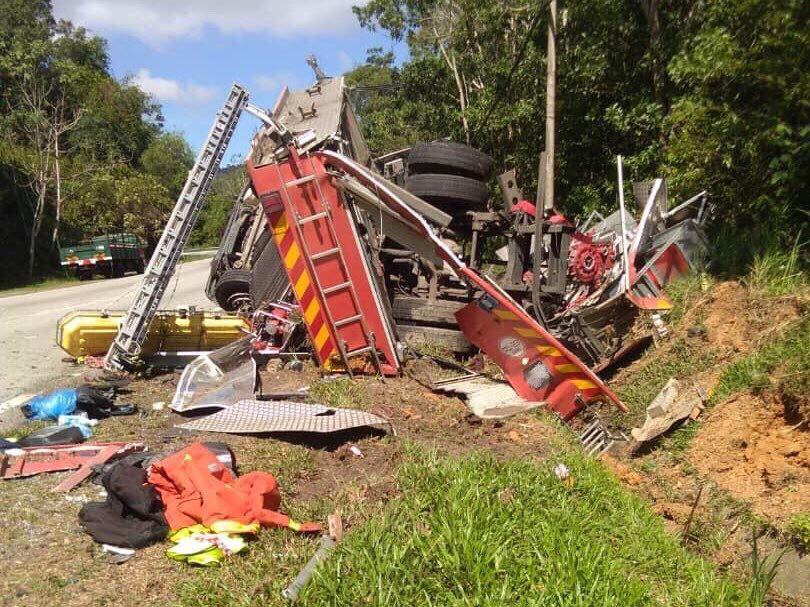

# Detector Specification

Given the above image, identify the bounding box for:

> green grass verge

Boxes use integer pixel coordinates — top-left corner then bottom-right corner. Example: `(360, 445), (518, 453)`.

(301, 447), (750, 606)
(0, 274), (78, 297)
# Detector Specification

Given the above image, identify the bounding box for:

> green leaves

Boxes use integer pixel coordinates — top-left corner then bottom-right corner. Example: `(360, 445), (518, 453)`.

(349, 0), (807, 247)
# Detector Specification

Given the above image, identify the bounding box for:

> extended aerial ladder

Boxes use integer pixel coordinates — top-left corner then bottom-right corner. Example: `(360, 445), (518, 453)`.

(104, 85), (284, 370)
(104, 85), (248, 369)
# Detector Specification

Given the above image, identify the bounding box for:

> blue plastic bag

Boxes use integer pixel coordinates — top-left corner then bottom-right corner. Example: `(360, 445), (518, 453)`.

(24, 389), (77, 420)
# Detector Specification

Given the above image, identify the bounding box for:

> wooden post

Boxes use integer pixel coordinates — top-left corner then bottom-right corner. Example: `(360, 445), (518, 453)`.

(543, 0), (557, 211)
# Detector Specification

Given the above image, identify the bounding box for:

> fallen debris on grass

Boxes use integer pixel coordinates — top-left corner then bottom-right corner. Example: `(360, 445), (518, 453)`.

(630, 378), (707, 446)
(0, 442), (144, 491)
(176, 400), (390, 437)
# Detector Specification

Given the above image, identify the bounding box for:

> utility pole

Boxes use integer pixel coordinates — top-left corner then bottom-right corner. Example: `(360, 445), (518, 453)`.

(543, 0), (557, 212)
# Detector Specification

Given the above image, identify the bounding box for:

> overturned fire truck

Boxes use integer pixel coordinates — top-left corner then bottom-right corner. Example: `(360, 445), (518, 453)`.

(106, 63), (710, 423)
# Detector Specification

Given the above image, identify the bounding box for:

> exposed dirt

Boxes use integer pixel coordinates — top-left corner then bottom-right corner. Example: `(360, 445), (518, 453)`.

(689, 392), (810, 524)
(0, 358), (557, 607)
(702, 281), (804, 355)
(604, 279), (810, 606)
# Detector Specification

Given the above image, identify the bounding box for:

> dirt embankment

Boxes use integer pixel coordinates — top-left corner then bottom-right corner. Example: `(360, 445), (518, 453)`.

(689, 392), (809, 524)
(701, 281), (803, 355)
(604, 278), (809, 605)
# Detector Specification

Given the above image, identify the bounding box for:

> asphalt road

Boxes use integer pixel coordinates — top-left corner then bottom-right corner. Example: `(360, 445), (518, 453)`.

(0, 258), (214, 407)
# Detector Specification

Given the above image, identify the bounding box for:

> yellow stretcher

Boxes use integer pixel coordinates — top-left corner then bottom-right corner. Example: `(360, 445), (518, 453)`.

(57, 310), (250, 358)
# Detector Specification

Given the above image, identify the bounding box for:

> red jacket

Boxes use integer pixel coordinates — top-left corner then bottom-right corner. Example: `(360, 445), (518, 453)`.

(147, 442), (318, 532)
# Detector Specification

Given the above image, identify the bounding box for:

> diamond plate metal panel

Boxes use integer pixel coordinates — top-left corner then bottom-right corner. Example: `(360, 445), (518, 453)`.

(177, 400), (390, 435)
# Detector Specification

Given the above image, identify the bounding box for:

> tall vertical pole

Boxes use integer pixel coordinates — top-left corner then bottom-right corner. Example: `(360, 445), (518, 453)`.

(543, 0), (557, 212)
(616, 155), (631, 292)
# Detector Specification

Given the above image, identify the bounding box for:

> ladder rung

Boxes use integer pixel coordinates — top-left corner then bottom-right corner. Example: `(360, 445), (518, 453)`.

(334, 314), (362, 328)
(310, 247), (341, 261)
(344, 346), (373, 357)
(322, 281), (351, 295)
(297, 211), (328, 225)
(286, 175), (316, 187)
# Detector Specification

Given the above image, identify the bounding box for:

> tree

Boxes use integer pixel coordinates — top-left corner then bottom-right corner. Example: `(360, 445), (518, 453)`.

(140, 132), (194, 200)
(1, 76), (82, 276)
(0, 0), (168, 281)
(350, 0), (807, 249)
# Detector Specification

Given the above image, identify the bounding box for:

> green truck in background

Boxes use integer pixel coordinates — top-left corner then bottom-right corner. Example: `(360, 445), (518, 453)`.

(59, 233), (147, 280)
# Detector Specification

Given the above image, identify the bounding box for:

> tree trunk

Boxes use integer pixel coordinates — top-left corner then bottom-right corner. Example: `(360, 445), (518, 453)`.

(52, 132), (62, 249)
(639, 0), (664, 109)
(439, 42), (470, 145)
(544, 0), (557, 211)
(28, 182), (47, 278)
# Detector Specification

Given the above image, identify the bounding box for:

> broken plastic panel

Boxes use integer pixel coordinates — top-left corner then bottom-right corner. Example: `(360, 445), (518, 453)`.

(171, 336), (257, 413)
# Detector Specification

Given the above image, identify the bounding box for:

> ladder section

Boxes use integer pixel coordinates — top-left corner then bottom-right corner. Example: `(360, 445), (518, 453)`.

(248, 151), (400, 376)
(105, 84), (249, 370)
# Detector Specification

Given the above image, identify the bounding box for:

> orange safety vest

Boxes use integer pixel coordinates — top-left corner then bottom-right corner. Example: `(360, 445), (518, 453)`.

(147, 442), (319, 533)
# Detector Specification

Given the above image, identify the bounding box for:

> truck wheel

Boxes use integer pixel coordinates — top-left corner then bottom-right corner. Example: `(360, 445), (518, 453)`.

(214, 269), (251, 311)
(407, 141), (493, 180)
(136, 259), (146, 274)
(405, 173), (489, 210)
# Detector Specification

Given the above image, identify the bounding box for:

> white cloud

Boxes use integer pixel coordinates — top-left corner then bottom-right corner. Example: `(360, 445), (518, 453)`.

(131, 69), (216, 105)
(52, 0), (361, 46)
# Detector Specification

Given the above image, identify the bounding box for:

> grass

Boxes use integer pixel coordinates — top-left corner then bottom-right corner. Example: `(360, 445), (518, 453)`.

(309, 377), (368, 408)
(4, 419), (50, 440)
(710, 315), (809, 406)
(747, 531), (787, 607)
(666, 272), (715, 327)
(615, 338), (717, 416)
(785, 513), (810, 553)
(180, 251), (216, 264)
(744, 236), (806, 298)
(299, 446), (750, 606)
(0, 274), (78, 297)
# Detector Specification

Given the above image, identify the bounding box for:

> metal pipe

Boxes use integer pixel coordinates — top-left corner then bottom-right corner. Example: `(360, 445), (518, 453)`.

(282, 535), (336, 601)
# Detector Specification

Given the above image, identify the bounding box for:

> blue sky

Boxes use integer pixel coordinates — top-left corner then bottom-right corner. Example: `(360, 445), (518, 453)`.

(52, 0), (401, 164)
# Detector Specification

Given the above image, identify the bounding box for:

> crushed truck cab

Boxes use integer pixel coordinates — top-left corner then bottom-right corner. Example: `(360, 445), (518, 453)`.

(246, 146), (624, 419)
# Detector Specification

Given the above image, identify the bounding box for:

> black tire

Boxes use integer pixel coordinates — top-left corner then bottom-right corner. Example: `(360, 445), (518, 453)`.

(405, 173), (490, 210)
(407, 141), (493, 179)
(214, 269), (251, 311)
(249, 229), (290, 308)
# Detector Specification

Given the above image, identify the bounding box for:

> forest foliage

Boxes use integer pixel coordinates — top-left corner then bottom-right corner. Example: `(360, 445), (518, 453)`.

(1, 0), (806, 285)
(346, 0), (808, 261)
(0, 0), (194, 284)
